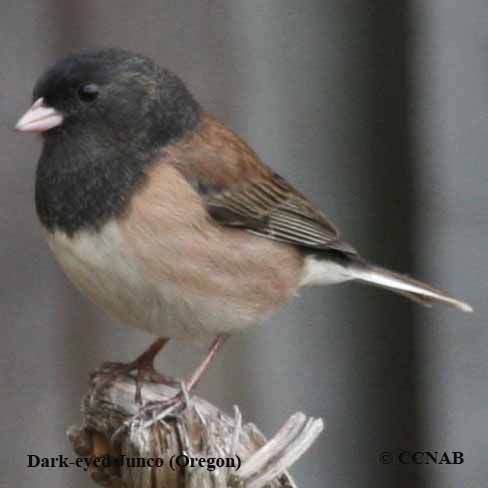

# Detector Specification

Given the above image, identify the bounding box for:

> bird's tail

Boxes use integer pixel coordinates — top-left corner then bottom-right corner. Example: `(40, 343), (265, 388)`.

(348, 261), (473, 313)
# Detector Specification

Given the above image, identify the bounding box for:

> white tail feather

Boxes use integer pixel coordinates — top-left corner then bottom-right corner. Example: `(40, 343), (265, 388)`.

(349, 262), (473, 313)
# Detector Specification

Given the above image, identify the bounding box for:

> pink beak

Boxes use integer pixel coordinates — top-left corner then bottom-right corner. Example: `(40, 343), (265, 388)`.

(15, 97), (63, 132)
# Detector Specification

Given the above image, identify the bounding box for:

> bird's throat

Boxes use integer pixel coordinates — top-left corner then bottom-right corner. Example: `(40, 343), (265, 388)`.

(35, 131), (156, 236)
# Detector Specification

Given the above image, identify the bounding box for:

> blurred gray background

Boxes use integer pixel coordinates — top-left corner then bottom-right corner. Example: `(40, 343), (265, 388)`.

(1, 1), (486, 487)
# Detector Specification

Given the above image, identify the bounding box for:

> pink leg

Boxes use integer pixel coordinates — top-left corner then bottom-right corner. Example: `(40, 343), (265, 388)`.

(99, 338), (174, 404)
(124, 336), (227, 411)
(186, 335), (228, 392)
(132, 338), (170, 370)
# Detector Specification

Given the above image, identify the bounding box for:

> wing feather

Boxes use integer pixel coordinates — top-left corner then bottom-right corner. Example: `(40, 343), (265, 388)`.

(162, 113), (357, 255)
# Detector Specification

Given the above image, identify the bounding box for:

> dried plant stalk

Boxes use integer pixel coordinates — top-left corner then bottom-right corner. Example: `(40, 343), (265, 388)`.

(67, 367), (324, 488)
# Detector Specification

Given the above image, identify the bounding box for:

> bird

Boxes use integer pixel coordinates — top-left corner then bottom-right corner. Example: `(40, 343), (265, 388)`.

(16, 48), (472, 400)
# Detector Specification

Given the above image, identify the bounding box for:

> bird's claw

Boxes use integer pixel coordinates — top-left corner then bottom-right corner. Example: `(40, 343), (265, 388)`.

(92, 361), (178, 405)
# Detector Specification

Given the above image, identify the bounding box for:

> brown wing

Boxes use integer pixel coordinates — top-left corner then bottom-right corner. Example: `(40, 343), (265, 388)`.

(162, 113), (356, 255)
(203, 173), (357, 253)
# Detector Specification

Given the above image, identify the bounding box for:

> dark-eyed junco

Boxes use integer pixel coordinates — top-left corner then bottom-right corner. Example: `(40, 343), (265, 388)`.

(16, 48), (472, 396)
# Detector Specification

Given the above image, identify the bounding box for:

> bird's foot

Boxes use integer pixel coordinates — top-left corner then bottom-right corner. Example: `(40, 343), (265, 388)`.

(96, 359), (179, 404)
(136, 391), (186, 419)
(91, 338), (174, 404)
(130, 337), (228, 421)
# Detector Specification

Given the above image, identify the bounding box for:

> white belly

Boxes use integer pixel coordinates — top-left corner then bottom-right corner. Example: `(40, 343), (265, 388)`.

(46, 222), (259, 341)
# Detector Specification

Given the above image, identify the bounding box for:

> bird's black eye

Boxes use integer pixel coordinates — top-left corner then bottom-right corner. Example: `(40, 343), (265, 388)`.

(78, 83), (99, 102)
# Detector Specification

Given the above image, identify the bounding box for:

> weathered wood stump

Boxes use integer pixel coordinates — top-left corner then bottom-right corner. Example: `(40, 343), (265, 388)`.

(67, 366), (324, 488)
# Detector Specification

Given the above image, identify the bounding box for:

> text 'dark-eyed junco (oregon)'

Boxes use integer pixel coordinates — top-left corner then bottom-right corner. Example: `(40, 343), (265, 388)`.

(16, 48), (472, 401)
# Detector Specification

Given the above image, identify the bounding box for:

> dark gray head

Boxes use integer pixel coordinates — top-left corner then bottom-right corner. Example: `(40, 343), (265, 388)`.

(16, 49), (201, 235)
(17, 48), (200, 147)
